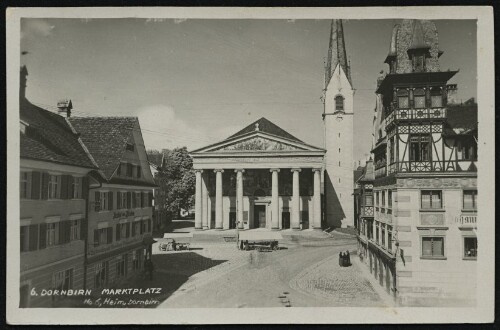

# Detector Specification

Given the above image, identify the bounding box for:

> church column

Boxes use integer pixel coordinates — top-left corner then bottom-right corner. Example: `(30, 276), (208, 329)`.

(235, 169), (245, 229)
(214, 169), (224, 230)
(201, 172), (209, 230)
(312, 168), (322, 230)
(194, 170), (203, 230)
(270, 169), (280, 230)
(291, 168), (301, 230)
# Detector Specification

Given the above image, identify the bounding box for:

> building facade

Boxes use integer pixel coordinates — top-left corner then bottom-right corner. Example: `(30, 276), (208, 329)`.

(356, 20), (478, 306)
(19, 67), (97, 307)
(190, 118), (325, 231)
(69, 117), (157, 291)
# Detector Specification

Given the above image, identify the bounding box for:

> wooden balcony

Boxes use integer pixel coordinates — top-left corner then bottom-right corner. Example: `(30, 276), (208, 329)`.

(386, 107), (447, 127)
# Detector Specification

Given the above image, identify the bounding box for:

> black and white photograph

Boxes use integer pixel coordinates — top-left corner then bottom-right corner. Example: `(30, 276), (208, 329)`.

(6, 6), (494, 324)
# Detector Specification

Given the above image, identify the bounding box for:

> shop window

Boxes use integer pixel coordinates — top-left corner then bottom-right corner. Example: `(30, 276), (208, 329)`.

(335, 95), (344, 112)
(53, 268), (73, 292)
(94, 262), (108, 288)
(421, 236), (445, 258)
(397, 90), (409, 109)
(463, 237), (477, 259)
(116, 255), (127, 278)
(463, 190), (477, 210)
(421, 190), (442, 209)
(413, 88), (426, 108)
(410, 134), (431, 161)
(132, 249), (142, 270)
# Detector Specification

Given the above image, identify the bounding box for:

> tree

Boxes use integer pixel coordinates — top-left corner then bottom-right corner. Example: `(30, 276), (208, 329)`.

(154, 147), (195, 219)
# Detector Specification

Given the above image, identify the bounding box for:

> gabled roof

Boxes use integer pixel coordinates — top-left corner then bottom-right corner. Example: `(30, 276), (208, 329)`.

(20, 99), (97, 169)
(227, 117), (302, 143)
(69, 116), (137, 179)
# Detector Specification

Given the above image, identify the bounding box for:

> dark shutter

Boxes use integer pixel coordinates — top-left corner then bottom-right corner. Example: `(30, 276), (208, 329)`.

(39, 223), (47, 249)
(94, 229), (99, 246)
(127, 192), (131, 209)
(68, 176), (74, 199)
(82, 176), (88, 200)
(131, 193), (135, 209)
(41, 173), (49, 200)
(31, 172), (41, 199)
(80, 217), (87, 240)
(140, 192), (144, 208)
(108, 192), (113, 211)
(116, 224), (121, 241)
(137, 166), (141, 178)
(148, 192), (153, 207)
(58, 221), (66, 244)
(140, 221), (144, 235)
(28, 224), (39, 251)
(60, 175), (68, 199)
(148, 219), (151, 232)
(95, 192), (100, 211)
(132, 222), (136, 236)
(64, 221), (71, 243)
(116, 192), (121, 209)
(107, 227), (113, 244)
(126, 222), (130, 238)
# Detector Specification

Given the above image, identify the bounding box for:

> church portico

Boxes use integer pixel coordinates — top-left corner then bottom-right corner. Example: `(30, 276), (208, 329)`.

(190, 118), (325, 232)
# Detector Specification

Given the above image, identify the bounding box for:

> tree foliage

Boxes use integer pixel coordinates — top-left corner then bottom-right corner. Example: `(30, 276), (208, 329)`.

(151, 147), (195, 217)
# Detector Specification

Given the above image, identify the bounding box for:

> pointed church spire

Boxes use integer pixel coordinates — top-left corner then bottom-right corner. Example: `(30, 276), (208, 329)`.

(325, 19), (352, 87)
(408, 20), (430, 51)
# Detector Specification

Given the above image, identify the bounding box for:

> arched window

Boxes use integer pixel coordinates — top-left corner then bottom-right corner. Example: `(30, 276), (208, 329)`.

(335, 95), (344, 112)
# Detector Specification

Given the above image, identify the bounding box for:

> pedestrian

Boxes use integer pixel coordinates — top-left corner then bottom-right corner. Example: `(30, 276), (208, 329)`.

(346, 250), (351, 266)
(339, 252), (343, 267)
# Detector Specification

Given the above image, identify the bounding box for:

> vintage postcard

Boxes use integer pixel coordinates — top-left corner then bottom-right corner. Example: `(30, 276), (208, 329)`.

(6, 6), (494, 324)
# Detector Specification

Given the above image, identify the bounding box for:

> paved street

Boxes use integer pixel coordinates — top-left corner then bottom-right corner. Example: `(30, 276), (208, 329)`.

(125, 220), (390, 308)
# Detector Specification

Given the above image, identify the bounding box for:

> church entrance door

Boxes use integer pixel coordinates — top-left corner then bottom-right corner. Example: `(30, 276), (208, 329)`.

(254, 205), (266, 228)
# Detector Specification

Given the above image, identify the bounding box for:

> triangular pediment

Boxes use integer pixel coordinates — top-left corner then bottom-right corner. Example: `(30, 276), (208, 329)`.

(192, 131), (324, 153)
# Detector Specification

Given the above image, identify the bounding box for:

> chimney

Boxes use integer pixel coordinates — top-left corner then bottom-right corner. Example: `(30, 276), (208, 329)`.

(446, 84), (458, 105)
(57, 99), (73, 118)
(20, 66), (28, 100)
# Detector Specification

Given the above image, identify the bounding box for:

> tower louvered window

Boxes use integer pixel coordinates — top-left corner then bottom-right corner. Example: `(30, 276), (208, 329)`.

(335, 95), (344, 112)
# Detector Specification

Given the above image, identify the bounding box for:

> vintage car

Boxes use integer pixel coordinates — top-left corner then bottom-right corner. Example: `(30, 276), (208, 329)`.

(158, 233), (193, 251)
(238, 231), (283, 251)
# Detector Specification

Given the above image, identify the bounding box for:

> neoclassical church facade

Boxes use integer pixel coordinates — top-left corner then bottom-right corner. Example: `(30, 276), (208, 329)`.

(190, 20), (354, 231)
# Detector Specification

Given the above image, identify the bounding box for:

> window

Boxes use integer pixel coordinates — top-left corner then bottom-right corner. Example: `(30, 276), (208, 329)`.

(397, 90), (409, 109)
(375, 222), (380, 244)
(413, 55), (425, 72)
(464, 237), (477, 258)
(20, 172), (30, 199)
(53, 268), (73, 292)
(413, 89), (426, 108)
(69, 220), (80, 241)
(132, 221), (141, 236)
(422, 236), (445, 258)
(430, 87), (442, 108)
(410, 134), (431, 161)
(382, 191), (386, 207)
(335, 95), (344, 112)
(457, 139), (477, 161)
(94, 227), (111, 246)
(463, 190), (477, 210)
(376, 192), (379, 206)
(388, 191), (392, 208)
(135, 193), (141, 208)
(381, 224), (386, 247)
(137, 166), (141, 178)
(389, 137), (395, 163)
(116, 255), (127, 278)
(48, 175), (60, 199)
(365, 195), (373, 206)
(121, 192), (127, 210)
(72, 177), (82, 199)
(387, 225), (393, 250)
(367, 221), (373, 240)
(126, 143), (134, 151)
(46, 222), (58, 247)
(94, 262), (108, 288)
(132, 249), (142, 270)
(421, 190), (442, 209)
(20, 225), (29, 252)
(101, 192), (108, 211)
(127, 164), (133, 177)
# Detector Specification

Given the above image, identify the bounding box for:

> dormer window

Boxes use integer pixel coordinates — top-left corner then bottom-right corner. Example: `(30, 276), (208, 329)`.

(126, 143), (134, 152)
(335, 95), (344, 112)
(413, 54), (425, 72)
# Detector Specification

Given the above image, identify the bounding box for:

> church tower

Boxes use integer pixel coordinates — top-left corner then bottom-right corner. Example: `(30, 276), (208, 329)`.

(322, 19), (354, 228)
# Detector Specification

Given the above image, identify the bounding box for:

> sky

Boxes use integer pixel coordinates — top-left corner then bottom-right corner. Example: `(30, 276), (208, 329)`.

(20, 18), (477, 165)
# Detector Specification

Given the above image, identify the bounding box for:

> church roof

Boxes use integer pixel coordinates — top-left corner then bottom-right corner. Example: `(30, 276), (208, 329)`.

(325, 19), (352, 87)
(226, 117), (303, 143)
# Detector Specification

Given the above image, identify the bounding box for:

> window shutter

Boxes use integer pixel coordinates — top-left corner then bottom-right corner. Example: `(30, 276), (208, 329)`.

(94, 229), (99, 246)
(131, 193), (135, 209)
(41, 173), (49, 200)
(108, 192), (113, 211)
(148, 192), (153, 207)
(39, 223), (47, 249)
(140, 221), (144, 235)
(82, 176), (88, 199)
(141, 192), (144, 208)
(116, 224), (121, 241)
(137, 166), (141, 178)
(132, 222), (136, 236)
(60, 175), (68, 199)
(31, 171), (41, 199)
(126, 222), (130, 238)
(68, 176), (74, 199)
(59, 221), (66, 244)
(107, 227), (113, 244)
(28, 224), (39, 251)
(127, 192), (132, 209)
(148, 219), (151, 232)
(80, 217), (87, 240)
